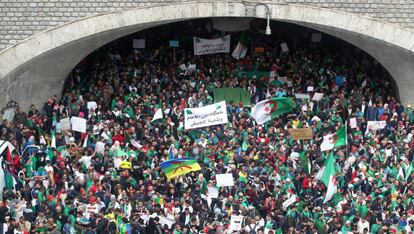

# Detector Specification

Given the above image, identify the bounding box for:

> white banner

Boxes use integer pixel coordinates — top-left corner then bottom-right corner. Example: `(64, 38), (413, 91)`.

(71, 117), (87, 133)
(367, 121), (387, 131)
(193, 35), (231, 55)
(184, 101), (228, 129)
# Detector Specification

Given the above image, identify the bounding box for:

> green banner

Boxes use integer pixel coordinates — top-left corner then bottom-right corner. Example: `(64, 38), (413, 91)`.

(237, 71), (270, 78)
(213, 88), (251, 106)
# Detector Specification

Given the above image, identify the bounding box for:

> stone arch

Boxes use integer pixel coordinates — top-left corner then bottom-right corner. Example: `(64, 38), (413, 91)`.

(1, 1), (414, 109)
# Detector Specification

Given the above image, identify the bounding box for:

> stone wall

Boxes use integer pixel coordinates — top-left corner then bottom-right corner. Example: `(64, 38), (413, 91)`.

(0, 0), (413, 51)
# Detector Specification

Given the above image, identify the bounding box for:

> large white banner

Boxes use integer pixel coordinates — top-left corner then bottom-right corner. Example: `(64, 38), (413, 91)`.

(193, 35), (231, 55)
(184, 101), (228, 129)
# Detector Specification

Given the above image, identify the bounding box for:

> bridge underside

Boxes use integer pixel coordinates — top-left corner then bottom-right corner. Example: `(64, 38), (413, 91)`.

(1, 2), (414, 109)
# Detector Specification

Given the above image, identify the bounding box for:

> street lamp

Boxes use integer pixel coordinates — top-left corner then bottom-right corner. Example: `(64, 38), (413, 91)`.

(247, 2), (272, 35)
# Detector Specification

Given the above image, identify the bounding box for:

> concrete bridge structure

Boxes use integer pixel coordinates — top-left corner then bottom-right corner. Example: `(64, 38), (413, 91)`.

(1, 0), (414, 109)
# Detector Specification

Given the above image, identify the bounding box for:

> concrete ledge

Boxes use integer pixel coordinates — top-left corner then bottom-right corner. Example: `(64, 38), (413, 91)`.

(1, 1), (414, 108)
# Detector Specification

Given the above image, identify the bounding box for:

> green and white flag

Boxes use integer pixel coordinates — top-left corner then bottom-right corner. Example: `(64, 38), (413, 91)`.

(232, 42), (247, 60)
(320, 152), (337, 203)
(151, 108), (163, 122)
(320, 125), (346, 151)
(250, 98), (294, 125)
(50, 130), (56, 149)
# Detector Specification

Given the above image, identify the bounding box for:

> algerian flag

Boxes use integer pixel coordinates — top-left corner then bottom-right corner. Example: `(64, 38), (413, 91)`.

(321, 152), (337, 203)
(251, 98), (294, 125)
(151, 108), (163, 122)
(320, 125), (346, 151)
(232, 42), (247, 60)
(282, 194), (298, 209)
(50, 130), (56, 149)
(82, 135), (88, 148)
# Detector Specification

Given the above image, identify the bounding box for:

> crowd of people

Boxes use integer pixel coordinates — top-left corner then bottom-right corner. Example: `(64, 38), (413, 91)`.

(0, 21), (413, 234)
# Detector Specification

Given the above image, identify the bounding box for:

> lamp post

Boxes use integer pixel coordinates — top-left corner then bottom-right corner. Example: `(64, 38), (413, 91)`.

(243, 2), (272, 35)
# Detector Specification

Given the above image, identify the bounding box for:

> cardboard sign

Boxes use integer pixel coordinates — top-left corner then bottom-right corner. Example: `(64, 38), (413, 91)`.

(216, 173), (235, 187)
(288, 128), (313, 140)
(71, 117), (87, 133)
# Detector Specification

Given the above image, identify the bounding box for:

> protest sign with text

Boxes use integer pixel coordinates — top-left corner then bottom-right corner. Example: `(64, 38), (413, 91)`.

(184, 101), (228, 130)
(193, 35), (230, 55)
(288, 128), (313, 140)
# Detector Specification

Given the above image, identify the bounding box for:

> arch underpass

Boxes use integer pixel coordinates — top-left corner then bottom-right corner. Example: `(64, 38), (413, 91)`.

(1, 1), (414, 109)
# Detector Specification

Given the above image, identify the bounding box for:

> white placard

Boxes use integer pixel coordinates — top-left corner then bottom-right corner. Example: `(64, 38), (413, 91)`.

(71, 117), (87, 133)
(184, 101), (228, 130)
(295, 93), (310, 99)
(87, 101), (97, 110)
(216, 173), (235, 187)
(133, 39), (145, 49)
(350, 117), (357, 129)
(307, 86), (314, 92)
(60, 117), (71, 131)
(312, 92), (324, 101)
(367, 121), (387, 131)
(193, 35), (231, 55)
(229, 215), (244, 231)
(207, 187), (219, 199)
(281, 43), (289, 53)
(311, 33), (322, 43)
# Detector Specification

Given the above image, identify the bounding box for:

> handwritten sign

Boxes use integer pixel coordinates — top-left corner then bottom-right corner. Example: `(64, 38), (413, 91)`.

(184, 101), (228, 130)
(193, 35), (230, 55)
(288, 128), (313, 140)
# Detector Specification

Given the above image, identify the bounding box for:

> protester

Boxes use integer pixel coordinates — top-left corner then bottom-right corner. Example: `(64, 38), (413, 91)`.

(0, 22), (413, 234)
